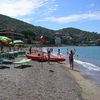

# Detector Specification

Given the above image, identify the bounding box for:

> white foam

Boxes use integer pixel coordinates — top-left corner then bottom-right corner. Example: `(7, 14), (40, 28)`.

(51, 52), (63, 57)
(74, 59), (100, 71)
(42, 48), (63, 57)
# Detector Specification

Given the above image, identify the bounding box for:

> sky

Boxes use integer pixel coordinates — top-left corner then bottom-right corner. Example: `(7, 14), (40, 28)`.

(0, 0), (100, 33)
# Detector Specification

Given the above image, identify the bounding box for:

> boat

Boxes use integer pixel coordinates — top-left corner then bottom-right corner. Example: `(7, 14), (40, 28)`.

(26, 54), (66, 62)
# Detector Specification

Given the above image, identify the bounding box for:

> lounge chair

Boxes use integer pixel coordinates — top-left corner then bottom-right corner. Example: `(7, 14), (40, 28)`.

(14, 58), (31, 64)
(0, 58), (3, 64)
(13, 58), (31, 68)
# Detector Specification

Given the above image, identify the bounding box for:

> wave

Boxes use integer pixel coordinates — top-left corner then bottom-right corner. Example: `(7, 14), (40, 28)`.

(74, 59), (100, 71)
(42, 48), (63, 57)
(51, 52), (63, 57)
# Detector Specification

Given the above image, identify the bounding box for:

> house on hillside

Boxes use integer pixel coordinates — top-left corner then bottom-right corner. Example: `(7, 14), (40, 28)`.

(0, 29), (26, 42)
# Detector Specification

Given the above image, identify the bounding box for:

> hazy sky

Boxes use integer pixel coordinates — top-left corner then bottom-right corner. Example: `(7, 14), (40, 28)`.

(0, 0), (100, 33)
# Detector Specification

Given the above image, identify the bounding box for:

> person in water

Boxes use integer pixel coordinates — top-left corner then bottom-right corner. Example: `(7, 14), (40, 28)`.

(67, 49), (76, 70)
(57, 49), (61, 57)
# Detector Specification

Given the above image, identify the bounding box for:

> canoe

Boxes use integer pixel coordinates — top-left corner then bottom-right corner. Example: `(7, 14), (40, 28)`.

(26, 54), (66, 62)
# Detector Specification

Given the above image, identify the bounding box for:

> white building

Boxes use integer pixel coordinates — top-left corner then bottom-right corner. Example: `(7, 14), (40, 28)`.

(55, 37), (61, 45)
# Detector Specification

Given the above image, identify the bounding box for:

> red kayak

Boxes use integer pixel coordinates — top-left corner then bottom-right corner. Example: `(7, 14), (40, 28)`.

(26, 54), (66, 62)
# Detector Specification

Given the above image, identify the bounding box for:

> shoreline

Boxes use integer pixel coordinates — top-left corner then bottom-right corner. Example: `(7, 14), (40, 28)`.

(32, 44), (98, 48)
(42, 46), (100, 87)
(64, 63), (100, 100)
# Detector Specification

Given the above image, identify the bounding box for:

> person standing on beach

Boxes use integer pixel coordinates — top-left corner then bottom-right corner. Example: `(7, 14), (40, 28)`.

(67, 49), (76, 70)
(29, 46), (32, 54)
(47, 48), (51, 64)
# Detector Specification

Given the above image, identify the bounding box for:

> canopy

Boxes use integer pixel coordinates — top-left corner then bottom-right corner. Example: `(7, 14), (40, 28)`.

(10, 40), (24, 44)
(0, 36), (11, 43)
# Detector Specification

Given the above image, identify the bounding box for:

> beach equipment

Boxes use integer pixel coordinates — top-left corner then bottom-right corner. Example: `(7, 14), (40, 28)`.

(13, 58), (31, 68)
(26, 54), (66, 62)
(0, 51), (26, 59)
(0, 36), (11, 51)
(10, 40), (24, 44)
(9, 40), (24, 52)
(0, 58), (3, 64)
(14, 58), (31, 64)
(0, 36), (11, 43)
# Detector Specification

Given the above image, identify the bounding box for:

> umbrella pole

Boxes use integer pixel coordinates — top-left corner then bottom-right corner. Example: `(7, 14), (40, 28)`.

(1, 44), (4, 52)
(0, 42), (1, 52)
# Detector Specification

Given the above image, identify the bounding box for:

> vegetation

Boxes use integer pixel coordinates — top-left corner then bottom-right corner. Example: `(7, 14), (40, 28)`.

(0, 14), (100, 46)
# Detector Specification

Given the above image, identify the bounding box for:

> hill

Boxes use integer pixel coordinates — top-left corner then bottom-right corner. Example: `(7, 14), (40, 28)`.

(57, 28), (100, 45)
(0, 14), (54, 34)
(0, 14), (100, 45)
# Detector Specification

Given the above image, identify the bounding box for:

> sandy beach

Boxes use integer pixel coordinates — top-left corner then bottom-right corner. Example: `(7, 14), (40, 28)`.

(65, 64), (100, 100)
(0, 56), (100, 100)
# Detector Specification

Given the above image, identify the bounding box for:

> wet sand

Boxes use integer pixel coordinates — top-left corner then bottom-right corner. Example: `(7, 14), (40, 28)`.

(0, 57), (100, 100)
(65, 64), (100, 100)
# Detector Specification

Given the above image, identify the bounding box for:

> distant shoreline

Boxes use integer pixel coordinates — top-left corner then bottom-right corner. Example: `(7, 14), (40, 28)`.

(31, 44), (99, 48)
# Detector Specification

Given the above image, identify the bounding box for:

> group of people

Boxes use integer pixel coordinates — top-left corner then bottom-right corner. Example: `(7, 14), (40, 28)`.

(57, 48), (76, 70)
(29, 46), (76, 70)
(47, 48), (76, 70)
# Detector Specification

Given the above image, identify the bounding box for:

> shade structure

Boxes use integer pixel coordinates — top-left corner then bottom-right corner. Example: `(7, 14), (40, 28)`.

(10, 40), (24, 44)
(0, 36), (11, 43)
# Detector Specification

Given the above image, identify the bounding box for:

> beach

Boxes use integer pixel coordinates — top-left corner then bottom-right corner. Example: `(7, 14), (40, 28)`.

(65, 64), (100, 100)
(0, 56), (100, 100)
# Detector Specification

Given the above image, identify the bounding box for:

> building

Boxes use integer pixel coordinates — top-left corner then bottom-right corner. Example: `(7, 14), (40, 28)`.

(0, 29), (26, 41)
(55, 37), (61, 45)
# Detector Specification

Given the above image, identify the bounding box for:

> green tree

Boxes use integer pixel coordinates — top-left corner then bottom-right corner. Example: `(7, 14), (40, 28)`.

(21, 30), (36, 43)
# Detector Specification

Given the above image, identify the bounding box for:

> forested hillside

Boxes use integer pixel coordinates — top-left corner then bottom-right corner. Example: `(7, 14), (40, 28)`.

(0, 14), (100, 45)
(0, 14), (54, 34)
(57, 28), (100, 45)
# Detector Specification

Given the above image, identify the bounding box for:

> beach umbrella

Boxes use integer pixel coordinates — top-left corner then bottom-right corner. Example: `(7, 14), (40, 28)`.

(0, 36), (11, 43)
(10, 40), (24, 44)
(0, 36), (11, 52)
(9, 40), (24, 51)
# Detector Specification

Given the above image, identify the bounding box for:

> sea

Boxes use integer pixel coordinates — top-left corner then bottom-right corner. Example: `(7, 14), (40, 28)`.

(46, 46), (100, 87)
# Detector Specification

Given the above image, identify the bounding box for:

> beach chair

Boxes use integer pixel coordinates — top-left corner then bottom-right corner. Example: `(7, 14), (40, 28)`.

(14, 58), (31, 64)
(13, 58), (31, 68)
(0, 57), (13, 64)
(0, 58), (3, 64)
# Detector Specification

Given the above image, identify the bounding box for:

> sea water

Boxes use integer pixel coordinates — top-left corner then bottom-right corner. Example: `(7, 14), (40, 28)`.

(51, 46), (100, 87)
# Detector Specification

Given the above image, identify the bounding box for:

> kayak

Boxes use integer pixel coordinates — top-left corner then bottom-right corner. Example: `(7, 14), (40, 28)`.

(26, 54), (66, 62)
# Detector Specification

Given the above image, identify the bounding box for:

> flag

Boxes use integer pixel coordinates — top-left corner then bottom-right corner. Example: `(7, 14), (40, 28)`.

(40, 36), (46, 44)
